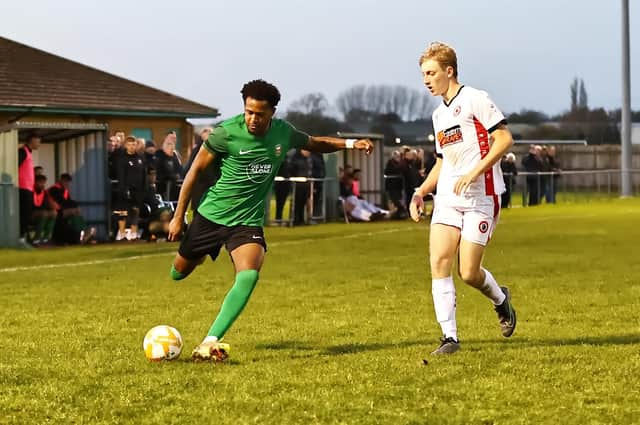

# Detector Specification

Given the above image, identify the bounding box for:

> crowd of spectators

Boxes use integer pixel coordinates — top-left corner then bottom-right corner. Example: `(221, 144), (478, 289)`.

(108, 130), (190, 241)
(16, 128), (565, 248)
(516, 144), (561, 206)
(383, 146), (436, 219)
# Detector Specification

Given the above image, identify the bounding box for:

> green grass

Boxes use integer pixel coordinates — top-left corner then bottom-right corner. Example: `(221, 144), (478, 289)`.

(1, 199), (640, 424)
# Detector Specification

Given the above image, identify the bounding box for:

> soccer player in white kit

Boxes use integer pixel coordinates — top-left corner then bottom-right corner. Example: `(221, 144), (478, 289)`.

(410, 42), (517, 355)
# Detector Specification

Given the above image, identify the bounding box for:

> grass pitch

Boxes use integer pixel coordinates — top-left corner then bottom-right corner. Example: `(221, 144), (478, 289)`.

(1, 199), (639, 424)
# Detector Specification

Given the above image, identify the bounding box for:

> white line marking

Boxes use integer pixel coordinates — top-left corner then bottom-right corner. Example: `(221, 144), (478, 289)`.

(0, 212), (615, 274)
(0, 227), (412, 274)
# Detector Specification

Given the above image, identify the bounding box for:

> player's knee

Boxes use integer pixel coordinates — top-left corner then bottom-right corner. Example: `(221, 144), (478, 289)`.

(430, 256), (452, 276)
(170, 264), (188, 281)
(458, 266), (481, 285)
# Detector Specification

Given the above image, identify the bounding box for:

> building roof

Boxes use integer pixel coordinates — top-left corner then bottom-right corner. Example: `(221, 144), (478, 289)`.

(0, 36), (218, 118)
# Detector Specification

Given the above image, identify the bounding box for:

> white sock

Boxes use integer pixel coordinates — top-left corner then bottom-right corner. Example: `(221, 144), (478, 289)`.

(479, 268), (506, 305)
(203, 335), (218, 344)
(432, 276), (457, 341)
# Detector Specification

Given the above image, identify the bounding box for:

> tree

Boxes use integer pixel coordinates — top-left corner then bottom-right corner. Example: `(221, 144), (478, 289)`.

(566, 77), (589, 122)
(570, 77), (579, 112)
(578, 79), (588, 109)
(508, 109), (549, 124)
(336, 84), (435, 122)
(288, 93), (330, 116)
(284, 111), (348, 136)
(285, 93), (349, 136)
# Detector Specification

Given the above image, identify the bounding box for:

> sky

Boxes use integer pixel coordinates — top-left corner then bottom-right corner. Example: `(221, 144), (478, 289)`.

(2, 0), (638, 121)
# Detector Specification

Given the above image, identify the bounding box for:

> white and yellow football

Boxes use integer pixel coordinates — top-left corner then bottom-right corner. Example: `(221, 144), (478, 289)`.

(143, 325), (183, 361)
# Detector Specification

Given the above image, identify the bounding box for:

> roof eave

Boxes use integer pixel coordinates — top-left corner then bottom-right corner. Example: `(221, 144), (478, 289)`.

(0, 105), (220, 119)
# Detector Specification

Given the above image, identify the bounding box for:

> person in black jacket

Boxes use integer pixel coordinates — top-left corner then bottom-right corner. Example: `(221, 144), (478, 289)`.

(521, 145), (543, 206)
(113, 135), (146, 240)
(184, 128), (218, 211)
(288, 149), (312, 225)
(500, 153), (518, 208)
(273, 154), (291, 224)
(384, 150), (407, 218)
(155, 132), (184, 201)
(310, 152), (326, 220)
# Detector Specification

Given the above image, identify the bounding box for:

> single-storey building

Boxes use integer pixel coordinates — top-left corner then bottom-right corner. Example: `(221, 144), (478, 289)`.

(0, 36), (219, 247)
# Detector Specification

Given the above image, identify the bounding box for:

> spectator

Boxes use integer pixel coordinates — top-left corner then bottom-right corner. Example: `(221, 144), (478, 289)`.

(18, 135), (41, 243)
(540, 145), (552, 203)
(546, 145), (561, 203)
(403, 149), (422, 208)
(288, 148), (312, 225)
(273, 155), (291, 224)
(423, 149), (437, 176)
(142, 168), (173, 241)
(31, 174), (56, 245)
(143, 140), (157, 167)
(310, 151), (326, 220)
(339, 168), (389, 222)
(384, 150), (407, 219)
(108, 135), (122, 180)
(500, 153), (518, 208)
(522, 144), (543, 206)
(48, 173), (95, 244)
(34, 166), (44, 176)
(113, 135), (146, 241)
(184, 128), (218, 211)
(155, 132), (184, 201)
(136, 138), (146, 156)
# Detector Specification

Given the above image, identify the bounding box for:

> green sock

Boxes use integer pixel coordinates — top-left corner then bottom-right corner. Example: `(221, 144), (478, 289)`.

(68, 215), (85, 233)
(170, 265), (187, 281)
(207, 270), (259, 339)
(43, 217), (55, 240)
(35, 218), (46, 240)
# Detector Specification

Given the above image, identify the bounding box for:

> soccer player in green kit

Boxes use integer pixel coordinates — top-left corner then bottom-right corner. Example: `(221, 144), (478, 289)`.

(167, 80), (373, 361)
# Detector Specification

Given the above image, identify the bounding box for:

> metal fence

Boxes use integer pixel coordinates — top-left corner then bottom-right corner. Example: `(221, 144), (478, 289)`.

(504, 169), (640, 207)
(268, 177), (332, 226)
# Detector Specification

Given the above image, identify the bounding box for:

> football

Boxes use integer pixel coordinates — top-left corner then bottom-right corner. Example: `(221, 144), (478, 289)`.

(143, 325), (183, 361)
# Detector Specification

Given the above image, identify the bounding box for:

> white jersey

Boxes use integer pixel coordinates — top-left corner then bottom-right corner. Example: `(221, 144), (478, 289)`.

(432, 85), (506, 197)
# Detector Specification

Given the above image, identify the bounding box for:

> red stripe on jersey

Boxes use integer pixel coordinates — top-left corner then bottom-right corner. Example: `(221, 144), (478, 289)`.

(487, 194), (500, 244)
(472, 116), (495, 195)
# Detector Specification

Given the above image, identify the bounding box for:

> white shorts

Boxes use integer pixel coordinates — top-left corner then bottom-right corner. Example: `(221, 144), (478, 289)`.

(430, 194), (501, 246)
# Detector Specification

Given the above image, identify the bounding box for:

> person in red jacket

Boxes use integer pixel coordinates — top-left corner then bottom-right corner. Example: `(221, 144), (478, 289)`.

(18, 135), (41, 243)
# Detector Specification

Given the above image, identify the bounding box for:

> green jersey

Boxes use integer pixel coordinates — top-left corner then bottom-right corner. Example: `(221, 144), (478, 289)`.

(198, 114), (309, 227)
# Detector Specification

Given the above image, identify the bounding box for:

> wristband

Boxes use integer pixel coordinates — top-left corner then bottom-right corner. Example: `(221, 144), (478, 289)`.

(345, 139), (356, 149)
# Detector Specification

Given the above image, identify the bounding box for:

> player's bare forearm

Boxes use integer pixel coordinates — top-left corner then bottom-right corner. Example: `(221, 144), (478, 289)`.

(173, 148), (215, 219)
(469, 126), (513, 179)
(305, 136), (373, 154)
(415, 158), (442, 197)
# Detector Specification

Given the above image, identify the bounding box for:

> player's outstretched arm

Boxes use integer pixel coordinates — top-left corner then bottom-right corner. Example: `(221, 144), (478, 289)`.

(167, 147), (216, 241)
(304, 136), (373, 154)
(410, 157), (442, 222)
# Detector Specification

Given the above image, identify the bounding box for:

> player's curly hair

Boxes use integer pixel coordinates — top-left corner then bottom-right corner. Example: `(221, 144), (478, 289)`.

(419, 41), (458, 78)
(241, 79), (281, 108)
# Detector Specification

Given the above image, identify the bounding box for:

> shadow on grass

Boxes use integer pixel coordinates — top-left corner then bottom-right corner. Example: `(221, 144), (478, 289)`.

(468, 334), (640, 348)
(256, 339), (430, 356)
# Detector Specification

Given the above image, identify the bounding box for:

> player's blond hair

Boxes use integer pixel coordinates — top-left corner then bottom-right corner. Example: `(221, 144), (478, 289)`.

(419, 41), (458, 78)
